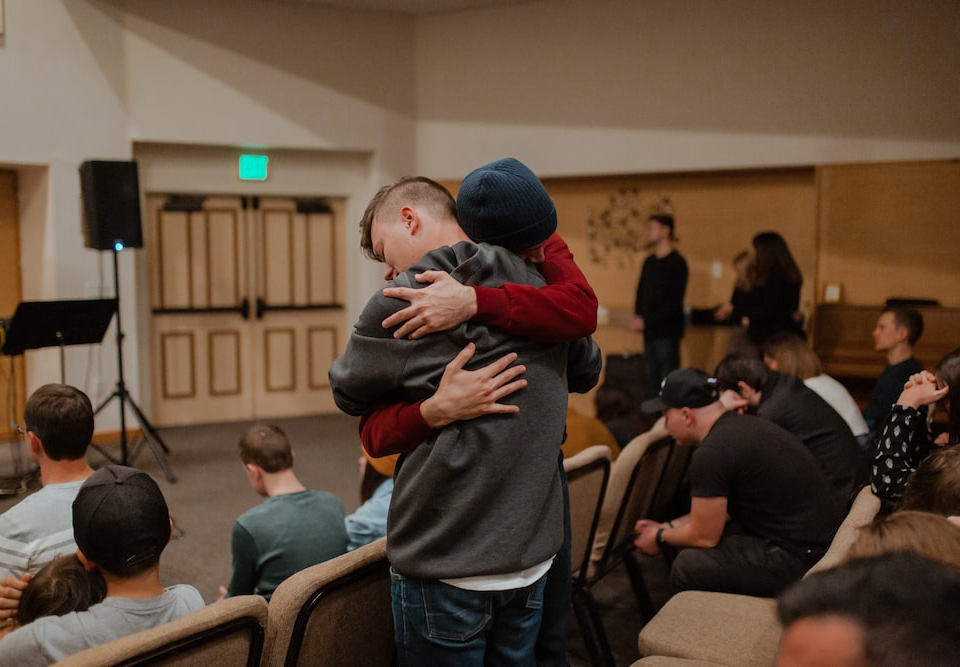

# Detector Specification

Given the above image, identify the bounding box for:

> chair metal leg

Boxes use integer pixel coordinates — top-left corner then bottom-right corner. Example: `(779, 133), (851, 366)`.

(571, 583), (617, 667)
(624, 550), (658, 621)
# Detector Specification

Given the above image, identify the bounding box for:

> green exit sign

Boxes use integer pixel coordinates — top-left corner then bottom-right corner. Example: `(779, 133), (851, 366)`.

(239, 154), (269, 181)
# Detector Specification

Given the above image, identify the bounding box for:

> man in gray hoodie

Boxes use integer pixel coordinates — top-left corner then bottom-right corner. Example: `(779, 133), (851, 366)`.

(329, 159), (601, 667)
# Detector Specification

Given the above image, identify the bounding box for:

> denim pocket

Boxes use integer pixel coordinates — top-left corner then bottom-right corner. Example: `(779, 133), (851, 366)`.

(423, 582), (492, 642)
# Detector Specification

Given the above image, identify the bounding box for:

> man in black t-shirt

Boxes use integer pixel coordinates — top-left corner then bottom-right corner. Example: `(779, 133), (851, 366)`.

(634, 368), (845, 597)
(714, 356), (869, 509)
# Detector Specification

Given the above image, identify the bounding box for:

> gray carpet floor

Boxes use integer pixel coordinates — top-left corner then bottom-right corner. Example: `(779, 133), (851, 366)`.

(0, 414), (669, 666)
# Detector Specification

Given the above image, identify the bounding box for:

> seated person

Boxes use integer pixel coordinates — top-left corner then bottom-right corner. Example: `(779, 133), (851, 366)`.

(593, 384), (651, 450)
(776, 552), (960, 667)
(0, 464), (205, 666)
(18, 555), (104, 627)
(344, 451), (396, 552)
(223, 424), (348, 600)
(863, 306), (925, 437)
(899, 445), (960, 517)
(715, 355), (868, 508)
(634, 368), (844, 597)
(0, 384), (95, 582)
(762, 331), (870, 448)
(871, 348), (958, 512)
(845, 510), (960, 572)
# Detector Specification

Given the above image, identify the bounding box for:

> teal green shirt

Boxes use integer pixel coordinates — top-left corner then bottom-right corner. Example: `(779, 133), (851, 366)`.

(227, 490), (348, 600)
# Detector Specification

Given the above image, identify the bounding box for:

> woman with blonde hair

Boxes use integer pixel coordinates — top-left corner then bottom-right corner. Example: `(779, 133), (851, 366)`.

(846, 510), (960, 572)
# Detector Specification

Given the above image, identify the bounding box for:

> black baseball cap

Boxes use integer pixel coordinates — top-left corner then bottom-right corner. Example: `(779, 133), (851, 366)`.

(72, 465), (171, 575)
(641, 368), (719, 413)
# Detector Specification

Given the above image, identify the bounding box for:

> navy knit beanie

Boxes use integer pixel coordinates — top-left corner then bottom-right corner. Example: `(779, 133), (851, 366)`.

(457, 157), (557, 252)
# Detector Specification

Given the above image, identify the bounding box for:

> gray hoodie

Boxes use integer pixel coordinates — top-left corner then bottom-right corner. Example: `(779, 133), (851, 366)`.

(329, 241), (601, 579)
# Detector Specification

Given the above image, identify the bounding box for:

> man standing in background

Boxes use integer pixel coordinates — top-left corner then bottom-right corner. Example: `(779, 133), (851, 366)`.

(630, 213), (689, 398)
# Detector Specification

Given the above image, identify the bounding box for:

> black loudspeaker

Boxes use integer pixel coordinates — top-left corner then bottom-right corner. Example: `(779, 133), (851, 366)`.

(79, 160), (143, 250)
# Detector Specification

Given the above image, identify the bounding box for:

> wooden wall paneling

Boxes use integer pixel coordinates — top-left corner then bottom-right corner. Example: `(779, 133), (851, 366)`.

(816, 160), (960, 307)
(0, 170), (25, 441)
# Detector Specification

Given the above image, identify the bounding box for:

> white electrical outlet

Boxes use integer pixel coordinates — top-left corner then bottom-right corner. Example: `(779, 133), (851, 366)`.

(711, 261), (723, 279)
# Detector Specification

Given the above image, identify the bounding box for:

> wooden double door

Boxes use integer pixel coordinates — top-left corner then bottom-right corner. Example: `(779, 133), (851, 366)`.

(147, 194), (346, 426)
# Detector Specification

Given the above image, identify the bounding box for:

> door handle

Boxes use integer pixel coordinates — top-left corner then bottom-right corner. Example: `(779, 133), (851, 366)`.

(256, 297), (266, 320)
(240, 298), (250, 320)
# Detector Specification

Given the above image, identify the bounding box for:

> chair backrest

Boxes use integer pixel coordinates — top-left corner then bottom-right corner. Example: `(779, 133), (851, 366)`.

(646, 433), (690, 523)
(563, 444), (612, 580)
(588, 417), (673, 578)
(805, 485), (881, 576)
(53, 595), (268, 667)
(261, 537), (394, 667)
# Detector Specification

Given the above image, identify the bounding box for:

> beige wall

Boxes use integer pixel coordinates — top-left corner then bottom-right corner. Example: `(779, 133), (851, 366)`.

(1, 0), (958, 426)
(415, 0), (960, 176)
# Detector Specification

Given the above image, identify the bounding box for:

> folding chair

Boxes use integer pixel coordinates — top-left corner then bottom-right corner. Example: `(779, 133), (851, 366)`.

(563, 445), (612, 667)
(261, 537), (394, 667)
(578, 419), (674, 666)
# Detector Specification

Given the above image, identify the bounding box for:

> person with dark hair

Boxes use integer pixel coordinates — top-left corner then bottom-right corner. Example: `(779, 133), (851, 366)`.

(776, 552), (960, 667)
(714, 355), (868, 508)
(0, 465), (204, 665)
(329, 159), (601, 666)
(741, 231), (804, 346)
(629, 212), (689, 398)
(900, 445), (960, 517)
(222, 424), (347, 601)
(633, 368), (843, 597)
(871, 348), (958, 511)
(862, 306), (925, 436)
(0, 384), (95, 582)
(15, 555), (105, 627)
(762, 332), (870, 447)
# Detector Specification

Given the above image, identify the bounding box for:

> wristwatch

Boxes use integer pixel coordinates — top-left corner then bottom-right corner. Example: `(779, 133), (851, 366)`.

(656, 527), (667, 546)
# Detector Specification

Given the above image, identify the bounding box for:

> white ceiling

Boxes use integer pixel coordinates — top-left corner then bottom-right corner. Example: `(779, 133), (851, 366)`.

(258, 0), (532, 15)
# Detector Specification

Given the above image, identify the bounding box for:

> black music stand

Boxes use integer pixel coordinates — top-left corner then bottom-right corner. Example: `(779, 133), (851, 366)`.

(1, 299), (118, 383)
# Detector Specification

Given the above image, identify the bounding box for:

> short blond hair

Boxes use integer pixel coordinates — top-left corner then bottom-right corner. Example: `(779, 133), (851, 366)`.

(359, 177), (456, 261)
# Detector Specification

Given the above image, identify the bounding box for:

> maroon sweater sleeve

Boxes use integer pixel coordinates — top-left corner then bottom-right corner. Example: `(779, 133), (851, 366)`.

(472, 233), (598, 342)
(359, 401), (437, 458)
(358, 232), (597, 454)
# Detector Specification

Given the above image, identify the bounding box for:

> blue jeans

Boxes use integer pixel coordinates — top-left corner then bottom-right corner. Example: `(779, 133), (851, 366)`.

(643, 335), (681, 399)
(391, 569), (548, 667)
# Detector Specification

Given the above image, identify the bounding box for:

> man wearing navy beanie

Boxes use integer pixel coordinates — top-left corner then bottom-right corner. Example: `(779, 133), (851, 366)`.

(457, 157), (558, 253)
(331, 160), (601, 666)
(354, 157), (600, 666)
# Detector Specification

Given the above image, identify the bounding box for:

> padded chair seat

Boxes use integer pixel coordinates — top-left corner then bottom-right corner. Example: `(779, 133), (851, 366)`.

(631, 657), (727, 667)
(637, 591), (779, 667)
(634, 486), (881, 667)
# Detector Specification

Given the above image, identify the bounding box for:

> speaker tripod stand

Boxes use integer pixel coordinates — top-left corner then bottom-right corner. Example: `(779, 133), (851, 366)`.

(93, 245), (176, 483)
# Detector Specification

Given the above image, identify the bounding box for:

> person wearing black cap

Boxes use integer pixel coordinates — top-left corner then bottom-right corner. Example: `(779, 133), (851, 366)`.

(330, 160), (601, 666)
(629, 213), (689, 399)
(633, 368), (844, 597)
(0, 465), (204, 665)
